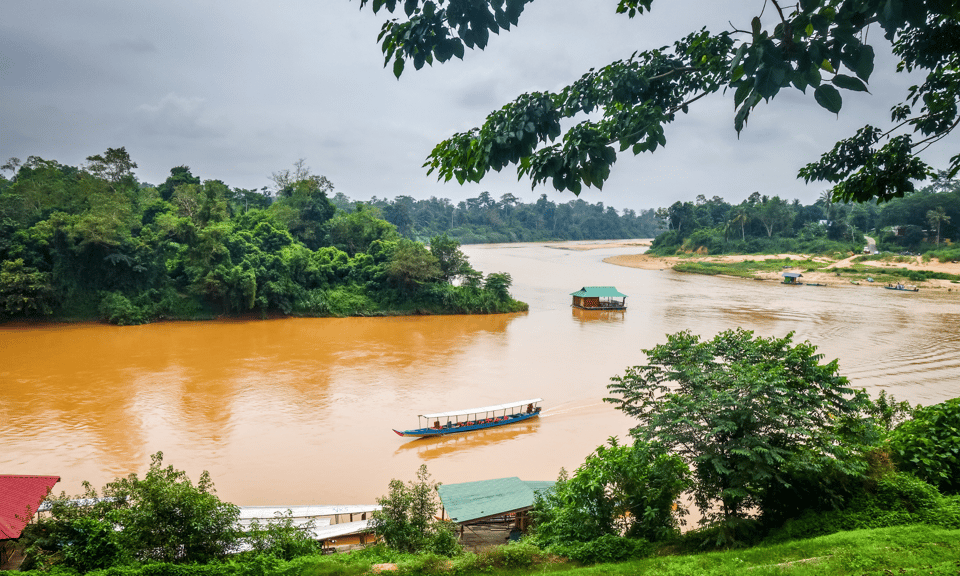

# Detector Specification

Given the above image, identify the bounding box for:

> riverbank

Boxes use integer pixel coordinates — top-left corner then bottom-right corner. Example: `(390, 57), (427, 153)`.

(589, 243), (960, 291)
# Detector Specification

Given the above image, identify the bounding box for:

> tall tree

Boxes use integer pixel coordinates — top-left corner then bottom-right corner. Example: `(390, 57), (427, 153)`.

(358, 1), (958, 203)
(926, 206), (951, 245)
(605, 329), (872, 540)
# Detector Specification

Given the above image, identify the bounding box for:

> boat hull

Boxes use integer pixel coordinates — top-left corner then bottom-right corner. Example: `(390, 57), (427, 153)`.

(394, 409), (541, 438)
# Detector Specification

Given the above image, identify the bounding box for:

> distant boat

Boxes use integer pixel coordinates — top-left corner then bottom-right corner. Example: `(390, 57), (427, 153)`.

(885, 283), (919, 292)
(393, 399), (543, 438)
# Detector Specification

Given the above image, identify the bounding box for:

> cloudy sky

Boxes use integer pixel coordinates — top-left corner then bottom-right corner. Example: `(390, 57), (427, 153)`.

(1, 1), (950, 213)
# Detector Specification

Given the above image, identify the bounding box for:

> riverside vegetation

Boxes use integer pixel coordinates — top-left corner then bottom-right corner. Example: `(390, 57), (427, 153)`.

(0, 152), (527, 324)
(9, 330), (960, 575)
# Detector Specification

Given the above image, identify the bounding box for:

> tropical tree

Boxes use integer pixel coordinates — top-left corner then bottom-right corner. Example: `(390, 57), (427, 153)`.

(757, 195), (793, 237)
(727, 205), (750, 241)
(429, 233), (472, 282)
(357, 0), (958, 204)
(371, 465), (460, 555)
(21, 452), (240, 569)
(605, 328), (873, 542)
(926, 206), (950, 245)
(531, 438), (689, 546)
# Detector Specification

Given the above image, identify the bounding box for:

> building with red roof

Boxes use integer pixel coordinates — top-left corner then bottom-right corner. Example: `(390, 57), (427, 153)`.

(0, 475), (60, 568)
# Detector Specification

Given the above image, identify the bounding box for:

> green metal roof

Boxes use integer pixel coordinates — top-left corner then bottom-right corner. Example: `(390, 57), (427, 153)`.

(569, 286), (627, 298)
(437, 477), (555, 524)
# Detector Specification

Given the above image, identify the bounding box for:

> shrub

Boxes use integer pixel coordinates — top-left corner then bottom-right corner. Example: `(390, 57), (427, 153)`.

(473, 540), (544, 569)
(530, 438), (689, 547)
(765, 472), (960, 543)
(888, 398), (960, 495)
(98, 291), (149, 325)
(371, 465), (462, 557)
(241, 512), (321, 560)
(552, 534), (653, 565)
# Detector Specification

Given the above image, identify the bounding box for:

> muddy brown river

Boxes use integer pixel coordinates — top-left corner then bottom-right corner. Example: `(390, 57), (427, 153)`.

(2, 241), (959, 506)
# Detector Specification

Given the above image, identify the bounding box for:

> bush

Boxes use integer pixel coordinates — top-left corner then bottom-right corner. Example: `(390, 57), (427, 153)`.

(551, 534), (653, 565)
(765, 472), (960, 543)
(98, 291), (149, 325)
(471, 540), (544, 569)
(19, 452), (242, 570)
(371, 465), (462, 557)
(240, 512), (321, 560)
(888, 398), (960, 495)
(530, 438), (689, 547)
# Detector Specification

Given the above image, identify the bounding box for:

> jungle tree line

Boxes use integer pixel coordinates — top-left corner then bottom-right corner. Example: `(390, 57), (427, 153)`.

(328, 190), (662, 244)
(648, 176), (960, 255)
(0, 151), (526, 323)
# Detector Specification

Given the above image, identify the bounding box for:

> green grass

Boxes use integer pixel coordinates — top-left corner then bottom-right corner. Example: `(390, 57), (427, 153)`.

(840, 265), (960, 283)
(488, 525), (960, 576)
(672, 257), (960, 285)
(673, 259), (824, 278)
(9, 526), (959, 576)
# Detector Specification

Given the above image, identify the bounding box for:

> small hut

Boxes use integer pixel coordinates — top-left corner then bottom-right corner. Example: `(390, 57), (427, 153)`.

(782, 272), (803, 285)
(570, 286), (627, 310)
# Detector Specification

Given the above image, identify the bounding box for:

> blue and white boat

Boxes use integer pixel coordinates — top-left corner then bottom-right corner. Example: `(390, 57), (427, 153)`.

(393, 399), (543, 438)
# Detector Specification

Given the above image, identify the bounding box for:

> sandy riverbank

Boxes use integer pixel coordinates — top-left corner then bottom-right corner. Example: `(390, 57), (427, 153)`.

(574, 240), (960, 290)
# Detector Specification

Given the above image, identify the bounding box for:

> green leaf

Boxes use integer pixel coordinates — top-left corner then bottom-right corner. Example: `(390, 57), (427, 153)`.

(832, 74), (869, 93)
(728, 44), (748, 74)
(855, 45), (875, 81)
(814, 84), (842, 113)
(393, 57), (405, 78)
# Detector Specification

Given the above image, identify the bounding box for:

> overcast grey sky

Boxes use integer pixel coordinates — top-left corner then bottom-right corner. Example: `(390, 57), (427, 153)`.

(1, 1), (952, 213)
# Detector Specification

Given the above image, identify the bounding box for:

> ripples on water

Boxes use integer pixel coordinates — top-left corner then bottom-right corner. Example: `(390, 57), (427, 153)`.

(2, 241), (959, 505)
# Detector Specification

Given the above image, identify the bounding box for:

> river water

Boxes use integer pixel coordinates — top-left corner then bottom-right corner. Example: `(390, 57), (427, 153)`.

(2, 241), (959, 506)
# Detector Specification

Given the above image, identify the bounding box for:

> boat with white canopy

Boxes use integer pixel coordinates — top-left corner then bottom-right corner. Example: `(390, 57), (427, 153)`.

(393, 399), (543, 438)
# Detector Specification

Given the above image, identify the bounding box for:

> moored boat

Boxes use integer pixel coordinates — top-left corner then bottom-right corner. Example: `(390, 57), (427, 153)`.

(885, 283), (919, 292)
(393, 399), (543, 438)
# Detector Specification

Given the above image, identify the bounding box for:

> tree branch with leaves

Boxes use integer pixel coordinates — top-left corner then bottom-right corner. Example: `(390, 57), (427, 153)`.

(357, 0), (960, 203)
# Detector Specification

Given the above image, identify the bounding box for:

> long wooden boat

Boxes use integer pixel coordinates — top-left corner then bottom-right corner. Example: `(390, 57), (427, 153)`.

(393, 399), (543, 438)
(885, 284), (919, 292)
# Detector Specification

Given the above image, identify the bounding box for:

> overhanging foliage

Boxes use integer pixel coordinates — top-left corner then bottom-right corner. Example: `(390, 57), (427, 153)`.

(358, 0), (960, 203)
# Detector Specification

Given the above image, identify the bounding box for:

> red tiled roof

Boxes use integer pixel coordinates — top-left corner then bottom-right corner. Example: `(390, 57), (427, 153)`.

(0, 475), (60, 540)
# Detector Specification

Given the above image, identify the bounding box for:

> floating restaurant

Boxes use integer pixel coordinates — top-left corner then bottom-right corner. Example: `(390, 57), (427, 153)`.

(569, 286), (627, 310)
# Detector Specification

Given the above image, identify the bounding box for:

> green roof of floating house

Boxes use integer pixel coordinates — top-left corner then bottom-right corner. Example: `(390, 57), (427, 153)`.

(569, 286), (627, 298)
(437, 477), (555, 524)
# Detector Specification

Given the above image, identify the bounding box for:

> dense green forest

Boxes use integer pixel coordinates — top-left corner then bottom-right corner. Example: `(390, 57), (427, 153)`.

(328, 191), (662, 244)
(0, 151), (526, 324)
(647, 177), (960, 258)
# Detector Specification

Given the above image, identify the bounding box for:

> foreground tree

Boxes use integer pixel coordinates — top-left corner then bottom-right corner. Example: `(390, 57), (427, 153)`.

(20, 452), (240, 570)
(531, 438), (689, 547)
(371, 465), (460, 556)
(605, 328), (873, 541)
(358, 0), (958, 203)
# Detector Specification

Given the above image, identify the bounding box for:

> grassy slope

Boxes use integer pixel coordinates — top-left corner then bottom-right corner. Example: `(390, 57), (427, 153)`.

(494, 525), (960, 576)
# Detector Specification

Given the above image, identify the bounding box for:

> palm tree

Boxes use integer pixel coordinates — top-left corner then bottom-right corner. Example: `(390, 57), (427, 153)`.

(927, 207), (951, 246)
(729, 206), (749, 241)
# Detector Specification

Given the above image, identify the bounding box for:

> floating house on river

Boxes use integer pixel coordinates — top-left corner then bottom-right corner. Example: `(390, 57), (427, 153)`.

(570, 286), (627, 310)
(782, 272), (803, 285)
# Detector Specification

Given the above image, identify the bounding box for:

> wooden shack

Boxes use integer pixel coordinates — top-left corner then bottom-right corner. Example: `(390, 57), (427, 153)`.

(782, 272), (803, 285)
(570, 286), (627, 310)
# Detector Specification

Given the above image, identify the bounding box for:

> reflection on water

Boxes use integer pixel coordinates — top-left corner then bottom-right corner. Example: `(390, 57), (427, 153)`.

(571, 307), (626, 323)
(2, 240), (960, 507)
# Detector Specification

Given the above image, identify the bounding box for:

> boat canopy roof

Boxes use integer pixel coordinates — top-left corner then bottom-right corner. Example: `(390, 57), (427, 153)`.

(570, 286), (627, 298)
(421, 398), (543, 419)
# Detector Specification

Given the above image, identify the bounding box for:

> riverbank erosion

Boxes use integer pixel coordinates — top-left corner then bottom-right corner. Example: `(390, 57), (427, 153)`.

(604, 251), (960, 291)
